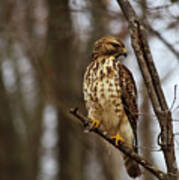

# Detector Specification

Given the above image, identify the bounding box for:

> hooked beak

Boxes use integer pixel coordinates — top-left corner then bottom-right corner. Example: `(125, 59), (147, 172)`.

(122, 48), (127, 57)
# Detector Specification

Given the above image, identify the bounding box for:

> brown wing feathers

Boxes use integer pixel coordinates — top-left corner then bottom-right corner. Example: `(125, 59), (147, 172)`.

(118, 64), (139, 152)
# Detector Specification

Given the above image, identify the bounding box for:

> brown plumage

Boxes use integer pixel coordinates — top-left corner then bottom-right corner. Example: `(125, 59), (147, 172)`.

(83, 36), (141, 178)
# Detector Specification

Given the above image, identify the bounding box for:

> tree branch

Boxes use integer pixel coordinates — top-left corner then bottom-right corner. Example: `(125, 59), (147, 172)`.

(116, 0), (178, 179)
(70, 107), (169, 180)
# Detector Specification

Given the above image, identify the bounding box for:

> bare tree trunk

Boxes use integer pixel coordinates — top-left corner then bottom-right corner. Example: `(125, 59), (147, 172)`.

(46, 0), (84, 179)
(0, 65), (23, 180)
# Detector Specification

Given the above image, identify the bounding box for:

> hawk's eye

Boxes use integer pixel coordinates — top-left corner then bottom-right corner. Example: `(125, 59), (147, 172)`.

(111, 43), (120, 48)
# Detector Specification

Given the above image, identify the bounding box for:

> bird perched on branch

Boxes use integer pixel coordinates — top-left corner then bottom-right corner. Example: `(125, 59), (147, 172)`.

(83, 36), (141, 178)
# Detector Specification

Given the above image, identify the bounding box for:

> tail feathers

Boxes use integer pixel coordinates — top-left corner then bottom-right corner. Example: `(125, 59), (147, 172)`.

(124, 156), (141, 178)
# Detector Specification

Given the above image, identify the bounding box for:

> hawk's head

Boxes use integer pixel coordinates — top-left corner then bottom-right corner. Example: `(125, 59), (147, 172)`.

(92, 36), (127, 59)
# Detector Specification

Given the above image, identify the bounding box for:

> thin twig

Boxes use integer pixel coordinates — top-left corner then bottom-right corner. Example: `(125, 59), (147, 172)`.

(147, 4), (172, 11)
(170, 84), (178, 111)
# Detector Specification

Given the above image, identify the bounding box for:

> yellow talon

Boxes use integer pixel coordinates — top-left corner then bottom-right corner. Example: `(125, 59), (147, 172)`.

(89, 118), (100, 130)
(110, 133), (125, 146)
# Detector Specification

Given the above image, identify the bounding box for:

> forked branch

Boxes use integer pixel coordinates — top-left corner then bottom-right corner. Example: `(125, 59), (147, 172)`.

(116, 0), (177, 179)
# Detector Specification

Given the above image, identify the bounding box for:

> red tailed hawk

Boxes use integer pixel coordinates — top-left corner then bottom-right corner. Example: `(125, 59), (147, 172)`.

(83, 36), (141, 178)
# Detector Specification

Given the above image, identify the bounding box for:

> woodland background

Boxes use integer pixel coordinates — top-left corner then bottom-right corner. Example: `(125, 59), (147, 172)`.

(0, 0), (179, 180)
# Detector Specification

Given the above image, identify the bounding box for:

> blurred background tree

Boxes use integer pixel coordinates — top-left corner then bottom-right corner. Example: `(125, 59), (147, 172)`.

(0, 0), (178, 180)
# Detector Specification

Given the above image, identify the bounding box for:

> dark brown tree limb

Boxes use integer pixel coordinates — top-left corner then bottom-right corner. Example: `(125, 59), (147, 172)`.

(116, 0), (178, 179)
(70, 108), (169, 180)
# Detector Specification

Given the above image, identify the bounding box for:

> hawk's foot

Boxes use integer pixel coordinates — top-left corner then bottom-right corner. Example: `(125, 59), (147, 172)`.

(88, 118), (100, 130)
(110, 133), (125, 146)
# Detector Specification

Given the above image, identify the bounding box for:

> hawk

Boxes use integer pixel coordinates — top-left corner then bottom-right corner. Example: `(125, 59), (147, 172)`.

(83, 36), (141, 178)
